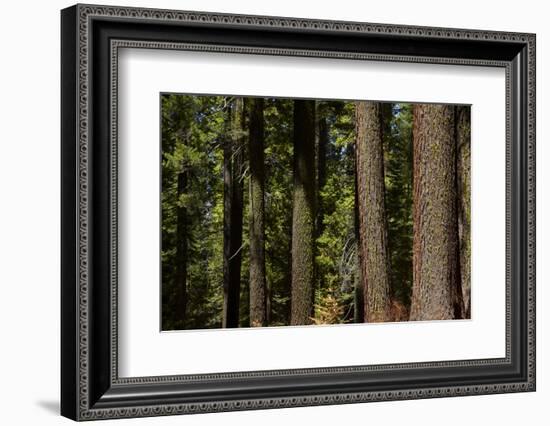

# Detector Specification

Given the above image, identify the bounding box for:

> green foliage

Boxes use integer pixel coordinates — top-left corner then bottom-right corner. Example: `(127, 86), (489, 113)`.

(383, 104), (414, 306)
(161, 96), (415, 329)
(161, 94), (227, 330)
(264, 98), (294, 325)
(314, 101), (356, 324)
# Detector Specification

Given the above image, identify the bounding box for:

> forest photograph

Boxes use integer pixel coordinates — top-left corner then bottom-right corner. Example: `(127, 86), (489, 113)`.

(161, 94), (471, 331)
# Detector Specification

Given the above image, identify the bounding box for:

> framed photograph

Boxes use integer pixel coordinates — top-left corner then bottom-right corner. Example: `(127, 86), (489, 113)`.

(61, 4), (536, 421)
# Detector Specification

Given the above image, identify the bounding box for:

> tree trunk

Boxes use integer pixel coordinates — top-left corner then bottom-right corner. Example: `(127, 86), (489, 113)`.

(290, 100), (316, 325)
(316, 103), (328, 235)
(174, 168), (188, 326)
(410, 104), (461, 321)
(222, 97), (244, 328)
(355, 101), (391, 322)
(456, 106), (471, 318)
(353, 171), (365, 323)
(248, 98), (267, 327)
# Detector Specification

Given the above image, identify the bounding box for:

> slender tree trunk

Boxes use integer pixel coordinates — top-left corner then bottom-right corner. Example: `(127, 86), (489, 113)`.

(456, 106), (471, 318)
(355, 101), (391, 322)
(266, 279), (272, 325)
(290, 100), (316, 325)
(222, 98), (244, 328)
(174, 167), (188, 326)
(248, 98), (267, 327)
(316, 103), (328, 235)
(410, 104), (460, 321)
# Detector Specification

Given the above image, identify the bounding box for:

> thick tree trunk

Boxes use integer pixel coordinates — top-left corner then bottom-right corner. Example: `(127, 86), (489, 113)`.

(410, 104), (461, 321)
(355, 101), (391, 322)
(174, 168), (188, 326)
(290, 100), (316, 325)
(222, 98), (244, 328)
(456, 106), (471, 318)
(248, 98), (267, 327)
(379, 103), (393, 160)
(353, 172), (365, 323)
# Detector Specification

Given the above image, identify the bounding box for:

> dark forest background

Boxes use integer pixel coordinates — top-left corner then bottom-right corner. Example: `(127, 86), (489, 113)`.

(161, 95), (471, 330)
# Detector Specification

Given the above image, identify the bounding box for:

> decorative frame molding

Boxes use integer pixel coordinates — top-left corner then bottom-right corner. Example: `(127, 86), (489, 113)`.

(61, 4), (535, 421)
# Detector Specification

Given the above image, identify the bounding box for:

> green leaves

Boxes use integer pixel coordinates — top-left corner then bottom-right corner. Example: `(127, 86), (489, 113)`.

(383, 104), (414, 305)
(161, 96), (416, 329)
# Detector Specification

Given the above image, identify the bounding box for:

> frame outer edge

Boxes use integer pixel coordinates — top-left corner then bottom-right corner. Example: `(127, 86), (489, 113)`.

(61, 4), (80, 422)
(527, 33), (535, 390)
(67, 4), (536, 421)
(76, 2), (90, 420)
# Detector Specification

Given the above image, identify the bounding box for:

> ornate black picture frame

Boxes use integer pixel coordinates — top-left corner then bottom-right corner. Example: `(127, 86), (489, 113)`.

(61, 3), (536, 421)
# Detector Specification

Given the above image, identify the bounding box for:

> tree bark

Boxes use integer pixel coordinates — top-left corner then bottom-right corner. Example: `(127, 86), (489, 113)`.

(410, 104), (461, 321)
(355, 101), (392, 322)
(248, 98), (267, 327)
(290, 100), (316, 325)
(174, 167), (188, 326)
(353, 171), (365, 323)
(222, 97), (244, 328)
(456, 106), (471, 318)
